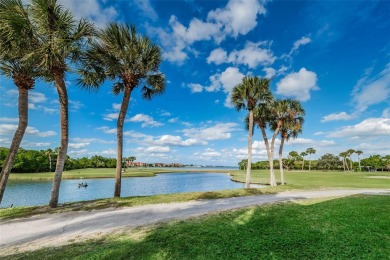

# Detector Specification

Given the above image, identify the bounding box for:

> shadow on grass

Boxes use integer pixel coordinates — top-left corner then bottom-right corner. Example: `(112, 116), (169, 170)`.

(4, 195), (390, 260)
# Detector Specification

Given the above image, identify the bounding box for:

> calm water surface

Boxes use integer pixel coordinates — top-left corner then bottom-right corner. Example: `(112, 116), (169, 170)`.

(1, 172), (247, 208)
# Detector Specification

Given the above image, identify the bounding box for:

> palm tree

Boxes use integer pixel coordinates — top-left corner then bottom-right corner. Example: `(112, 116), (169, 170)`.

(355, 150), (363, 171)
(300, 151), (307, 170)
(78, 23), (165, 197)
(29, 0), (95, 207)
(339, 152), (348, 171)
(346, 149), (355, 171)
(45, 149), (53, 172)
(306, 147), (316, 171)
(128, 156), (136, 167)
(0, 0), (40, 204)
(231, 76), (272, 188)
(268, 99), (303, 186)
(278, 111), (304, 185)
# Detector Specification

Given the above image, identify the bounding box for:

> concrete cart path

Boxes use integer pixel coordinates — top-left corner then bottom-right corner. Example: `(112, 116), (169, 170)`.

(0, 189), (388, 254)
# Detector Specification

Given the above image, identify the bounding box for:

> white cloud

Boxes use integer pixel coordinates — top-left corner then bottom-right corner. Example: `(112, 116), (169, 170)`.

(263, 67), (276, 79)
(207, 41), (275, 68)
(352, 63), (390, 112)
(132, 0), (158, 21)
(276, 68), (319, 101)
(149, 0), (268, 64)
(207, 48), (228, 65)
(0, 124), (56, 137)
(101, 148), (116, 155)
(21, 141), (51, 147)
(69, 100), (84, 111)
(128, 114), (163, 128)
(152, 135), (207, 147)
(290, 36), (311, 54)
(59, 0), (118, 28)
(0, 117), (18, 123)
(182, 122), (239, 141)
(227, 41), (275, 68)
(321, 112), (354, 122)
(328, 118), (390, 138)
(29, 92), (47, 103)
(112, 103), (122, 111)
(103, 113), (119, 121)
(203, 67), (245, 108)
(139, 146), (170, 153)
(382, 108), (390, 118)
(188, 83), (204, 93)
(168, 117), (178, 123)
(69, 142), (90, 149)
(71, 137), (115, 144)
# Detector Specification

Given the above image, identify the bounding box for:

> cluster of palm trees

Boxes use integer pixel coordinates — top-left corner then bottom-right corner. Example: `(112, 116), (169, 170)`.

(0, 0), (165, 207)
(339, 149), (363, 171)
(231, 76), (305, 187)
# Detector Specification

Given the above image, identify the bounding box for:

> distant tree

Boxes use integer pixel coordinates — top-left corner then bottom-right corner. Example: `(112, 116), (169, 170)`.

(355, 150), (363, 171)
(346, 149), (355, 171)
(238, 159), (248, 170)
(306, 148), (316, 171)
(231, 76), (271, 188)
(339, 152), (349, 171)
(300, 151), (307, 170)
(317, 153), (342, 170)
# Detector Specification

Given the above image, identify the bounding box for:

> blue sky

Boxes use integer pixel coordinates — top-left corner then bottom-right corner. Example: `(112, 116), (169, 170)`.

(0, 0), (389, 166)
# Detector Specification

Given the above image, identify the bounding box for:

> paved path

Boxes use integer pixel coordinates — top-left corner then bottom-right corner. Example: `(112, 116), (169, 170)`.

(0, 189), (388, 254)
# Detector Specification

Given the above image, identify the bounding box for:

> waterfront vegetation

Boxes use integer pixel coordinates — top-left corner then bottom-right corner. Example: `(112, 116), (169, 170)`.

(3, 195), (389, 259)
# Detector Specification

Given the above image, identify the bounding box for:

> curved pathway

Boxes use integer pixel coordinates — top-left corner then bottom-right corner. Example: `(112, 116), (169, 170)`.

(0, 189), (388, 255)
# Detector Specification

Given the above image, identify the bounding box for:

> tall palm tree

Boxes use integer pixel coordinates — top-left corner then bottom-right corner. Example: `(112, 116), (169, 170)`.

(339, 152), (347, 171)
(355, 150), (363, 171)
(0, 0), (40, 204)
(78, 23), (165, 197)
(278, 113), (304, 185)
(346, 149), (355, 171)
(231, 76), (272, 188)
(268, 99), (303, 186)
(306, 147), (316, 171)
(29, 0), (95, 207)
(45, 148), (53, 172)
(300, 151), (307, 170)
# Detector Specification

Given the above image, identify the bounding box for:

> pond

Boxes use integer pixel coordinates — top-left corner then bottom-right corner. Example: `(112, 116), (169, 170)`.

(1, 172), (254, 208)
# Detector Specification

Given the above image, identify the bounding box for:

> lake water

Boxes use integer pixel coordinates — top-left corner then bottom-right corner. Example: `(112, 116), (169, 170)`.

(1, 172), (249, 208)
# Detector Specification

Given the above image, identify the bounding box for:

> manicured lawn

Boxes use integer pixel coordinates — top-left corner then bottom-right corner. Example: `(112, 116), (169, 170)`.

(4, 195), (389, 259)
(230, 169), (390, 189)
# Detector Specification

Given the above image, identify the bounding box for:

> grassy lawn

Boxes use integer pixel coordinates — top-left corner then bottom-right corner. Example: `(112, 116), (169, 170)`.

(4, 195), (389, 259)
(230, 169), (390, 189)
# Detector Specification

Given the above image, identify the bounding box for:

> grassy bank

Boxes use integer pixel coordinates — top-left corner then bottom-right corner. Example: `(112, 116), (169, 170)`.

(0, 186), (295, 220)
(4, 195), (389, 259)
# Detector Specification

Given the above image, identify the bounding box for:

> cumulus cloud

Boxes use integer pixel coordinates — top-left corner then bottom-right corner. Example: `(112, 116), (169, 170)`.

(321, 112), (354, 122)
(0, 117), (18, 123)
(207, 41), (275, 68)
(149, 0), (268, 63)
(69, 142), (90, 149)
(263, 67), (276, 79)
(328, 118), (390, 138)
(132, 0), (158, 21)
(138, 146), (170, 153)
(352, 63), (390, 112)
(182, 122), (239, 141)
(151, 135), (207, 147)
(71, 137), (115, 144)
(188, 83), (204, 93)
(103, 112), (119, 121)
(128, 114), (163, 128)
(276, 68), (319, 101)
(59, 0), (118, 28)
(0, 124), (56, 137)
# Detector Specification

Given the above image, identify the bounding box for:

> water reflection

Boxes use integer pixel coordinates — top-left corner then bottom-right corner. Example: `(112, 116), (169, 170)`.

(1, 172), (250, 208)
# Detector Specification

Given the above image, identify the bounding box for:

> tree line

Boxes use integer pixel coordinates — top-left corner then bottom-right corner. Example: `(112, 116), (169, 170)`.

(0, 0), (165, 206)
(239, 151), (390, 171)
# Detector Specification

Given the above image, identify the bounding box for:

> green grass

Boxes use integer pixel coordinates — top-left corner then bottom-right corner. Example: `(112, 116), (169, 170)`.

(0, 187), (295, 220)
(230, 169), (390, 189)
(4, 195), (389, 259)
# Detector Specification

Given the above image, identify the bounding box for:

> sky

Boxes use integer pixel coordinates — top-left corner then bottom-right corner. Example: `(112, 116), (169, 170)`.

(0, 0), (389, 166)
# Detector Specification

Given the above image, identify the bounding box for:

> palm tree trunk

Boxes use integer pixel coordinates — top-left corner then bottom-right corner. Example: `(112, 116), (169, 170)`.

(270, 126), (280, 187)
(302, 157), (304, 170)
(349, 156), (353, 171)
(342, 157), (345, 171)
(279, 137), (285, 185)
(345, 158), (350, 171)
(49, 72), (69, 208)
(49, 154), (52, 172)
(0, 88), (28, 205)
(245, 109), (254, 188)
(358, 155), (361, 171)
(309, 154), (312, 171)
(114, 86), (132, 197)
